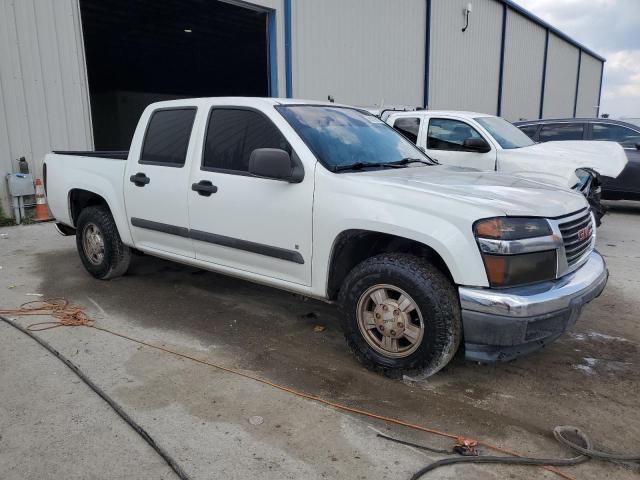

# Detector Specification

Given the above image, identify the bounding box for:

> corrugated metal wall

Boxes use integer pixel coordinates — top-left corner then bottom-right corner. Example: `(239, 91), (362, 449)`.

(501, 9), (546, 121)
(0, 0), (92, 213)
(542, 33), (580, 118)
(429, 0), (503, 113)
(291, 0), (426, 106)
(576, 53), (602, 117)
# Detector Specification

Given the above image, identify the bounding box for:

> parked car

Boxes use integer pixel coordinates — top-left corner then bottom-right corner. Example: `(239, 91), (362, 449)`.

(514, 118), (640, 201)
(44, 98), (607, 377)
(384, 110), (628, 224)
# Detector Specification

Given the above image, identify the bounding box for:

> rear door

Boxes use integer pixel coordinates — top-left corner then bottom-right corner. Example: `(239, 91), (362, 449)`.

(187, 106), (313, 286)
(124, 107), (197, 257)
(424, 117), (496, 170)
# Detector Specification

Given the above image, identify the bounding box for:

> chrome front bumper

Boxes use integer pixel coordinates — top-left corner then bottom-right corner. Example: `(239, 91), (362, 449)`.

(459, 251), (608, 362)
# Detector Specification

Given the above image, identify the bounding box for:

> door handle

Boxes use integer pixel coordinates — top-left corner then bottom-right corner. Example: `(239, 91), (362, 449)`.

(129, 172), (150, 187)
(191, 180), (218, 196)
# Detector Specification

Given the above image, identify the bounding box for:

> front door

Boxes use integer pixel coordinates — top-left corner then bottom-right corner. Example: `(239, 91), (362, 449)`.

(424, 117), (497, 170)
(187, 107), (313, 286)
(124, 107), (197, 258)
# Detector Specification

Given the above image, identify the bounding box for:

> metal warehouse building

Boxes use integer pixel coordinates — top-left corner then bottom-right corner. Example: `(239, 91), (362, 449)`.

(0, 0), (604, 216)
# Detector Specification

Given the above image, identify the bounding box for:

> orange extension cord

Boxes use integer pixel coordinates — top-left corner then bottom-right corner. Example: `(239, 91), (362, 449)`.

(0, 298), (577, 480)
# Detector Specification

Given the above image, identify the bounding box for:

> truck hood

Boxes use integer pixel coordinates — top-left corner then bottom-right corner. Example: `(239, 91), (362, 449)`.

(498, 140), (627, 188)
(351, 165), (587, 217)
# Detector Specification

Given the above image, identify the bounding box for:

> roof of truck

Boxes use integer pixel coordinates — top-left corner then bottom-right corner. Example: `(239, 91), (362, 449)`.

(387, 110), (494, 119)
(146, 97), (352, 110)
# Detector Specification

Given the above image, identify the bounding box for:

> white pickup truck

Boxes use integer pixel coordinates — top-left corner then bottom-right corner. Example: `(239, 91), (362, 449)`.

(384, 110), (628, 224)
(44, 97), (608, 377)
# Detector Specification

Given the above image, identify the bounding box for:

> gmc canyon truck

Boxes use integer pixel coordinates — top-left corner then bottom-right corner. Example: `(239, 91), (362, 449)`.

(384, 110), (628, 225)
(44, 98), (608, 377)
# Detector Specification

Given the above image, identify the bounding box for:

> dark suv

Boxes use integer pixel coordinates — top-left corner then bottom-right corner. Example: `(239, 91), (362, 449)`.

(514, 118), (640, 201)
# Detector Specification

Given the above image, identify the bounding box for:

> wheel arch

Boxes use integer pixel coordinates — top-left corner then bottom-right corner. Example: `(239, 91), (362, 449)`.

(326, 229), (454, 300)
(67, 188), (134, 246)
(68, 189), (110, 226)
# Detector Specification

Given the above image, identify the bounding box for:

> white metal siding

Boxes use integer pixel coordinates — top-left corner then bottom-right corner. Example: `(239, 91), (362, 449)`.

(291, 0), (426, 106)
(429, 0), (502, 114)
(501, 10), (546, 121)
(542, 33), (580, 118)
(0, 0), (92, 215)
(576, 53), (602, 118)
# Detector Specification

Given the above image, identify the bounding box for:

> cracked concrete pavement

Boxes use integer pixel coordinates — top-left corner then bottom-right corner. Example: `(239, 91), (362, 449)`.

(1, 202), (639, 479)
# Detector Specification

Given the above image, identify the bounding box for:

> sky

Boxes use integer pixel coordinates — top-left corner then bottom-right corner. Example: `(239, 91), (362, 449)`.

(515, 0), (640, 118)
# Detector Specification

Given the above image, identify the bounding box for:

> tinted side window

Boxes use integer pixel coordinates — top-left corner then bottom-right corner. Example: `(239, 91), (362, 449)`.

(518, 124), (539, 140)
(538, 123), (584, 142)
(203, 109), (291, 172)
(592, 124), (640, 148)
(140, 109), (196, 166)
(393, 117), (420, 143)
(427, 118), (483, 151)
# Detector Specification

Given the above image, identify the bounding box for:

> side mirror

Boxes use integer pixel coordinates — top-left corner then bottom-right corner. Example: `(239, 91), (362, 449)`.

(463, 138), (491, 153)
(635, 143), (640, 151)
(249, 148), (304, 183)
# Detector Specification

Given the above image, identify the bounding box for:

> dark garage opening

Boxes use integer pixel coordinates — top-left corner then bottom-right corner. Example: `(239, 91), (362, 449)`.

(80, 0), (270, 150)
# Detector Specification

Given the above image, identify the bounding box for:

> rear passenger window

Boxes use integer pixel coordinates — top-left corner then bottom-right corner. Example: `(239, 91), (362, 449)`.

(539, 123), (584, 142)
(140, 108), (196, 166)
(202, 109), (291, 173)
(518, 124), (538, 140)
(393, 117), (421, 144)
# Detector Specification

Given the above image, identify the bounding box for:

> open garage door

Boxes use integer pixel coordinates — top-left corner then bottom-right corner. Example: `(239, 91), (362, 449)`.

(80, 0), (271, 150)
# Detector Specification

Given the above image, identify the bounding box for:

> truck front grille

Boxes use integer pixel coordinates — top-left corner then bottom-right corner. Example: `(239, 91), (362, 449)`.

(559, 210), (594, 266)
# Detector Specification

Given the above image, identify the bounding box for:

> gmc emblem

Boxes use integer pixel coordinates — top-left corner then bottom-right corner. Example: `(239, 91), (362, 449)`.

(577, 226), (592, 241)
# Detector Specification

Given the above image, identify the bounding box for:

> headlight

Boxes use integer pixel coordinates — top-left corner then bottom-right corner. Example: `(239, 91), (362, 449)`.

(474, 217), (552, 240)
(474, 217), (557, 288)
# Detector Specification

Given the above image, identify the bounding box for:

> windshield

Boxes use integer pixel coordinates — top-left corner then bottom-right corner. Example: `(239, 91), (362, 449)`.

(475, 116), (535, 149)
(277, 105), (432, 170)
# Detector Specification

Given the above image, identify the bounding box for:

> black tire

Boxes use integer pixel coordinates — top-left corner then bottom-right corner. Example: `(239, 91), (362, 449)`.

(75, 206), (131, 280)
(338, 253), (461, 378)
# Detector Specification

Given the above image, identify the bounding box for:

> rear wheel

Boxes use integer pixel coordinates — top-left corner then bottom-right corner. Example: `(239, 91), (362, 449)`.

(76, 206), (131, 279)
(338, 253), (461, 378)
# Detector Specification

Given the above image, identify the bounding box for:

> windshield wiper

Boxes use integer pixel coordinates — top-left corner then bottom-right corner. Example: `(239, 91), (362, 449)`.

(332, 161), (402, 172)
(385, 157), (439, 167)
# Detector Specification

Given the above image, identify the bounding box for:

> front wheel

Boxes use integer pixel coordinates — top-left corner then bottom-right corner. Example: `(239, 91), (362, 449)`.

(338, 253), (461, 378)
(76, 206), (131, 280)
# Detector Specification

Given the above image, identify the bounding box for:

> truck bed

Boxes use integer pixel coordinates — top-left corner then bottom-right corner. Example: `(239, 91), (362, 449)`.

(52, 151), (129, 160)
(44, 151), (129, 229)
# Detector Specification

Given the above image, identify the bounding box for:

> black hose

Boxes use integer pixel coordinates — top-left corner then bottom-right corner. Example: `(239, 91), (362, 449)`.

(410, 425), (639, 479)
(410, 453), (588, 480)
(376, 433), (451, 454)
(0, 315), (190, 480)
(554, 425), (640, 463)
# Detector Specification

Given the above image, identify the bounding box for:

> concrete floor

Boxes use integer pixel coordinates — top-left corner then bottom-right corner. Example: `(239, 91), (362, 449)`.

(1, 202), (639, 480)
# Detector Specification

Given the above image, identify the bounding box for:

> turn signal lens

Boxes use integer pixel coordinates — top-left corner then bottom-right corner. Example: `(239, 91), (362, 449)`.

(474, 217), (552, 240)
(482, 251), (557, 287)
